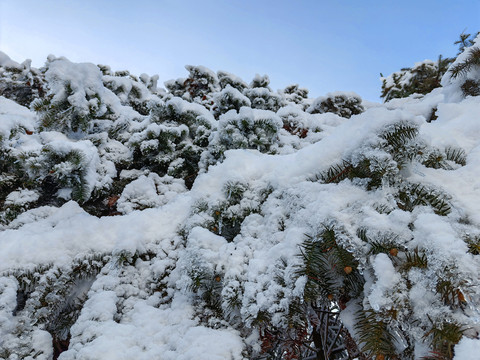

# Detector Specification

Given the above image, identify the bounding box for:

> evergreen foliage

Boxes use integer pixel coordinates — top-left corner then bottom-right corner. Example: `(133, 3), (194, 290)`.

(356, 309), (398, 359)
(312, 119), (425, 191)
(282, 84), (309, 107)
(381, 57), (454, 102)
(449, 47), (480, 80)
(448, 45), (480, 97)
(296, 227), (362, 302)
(307, 92), (364, 118)
(215, 108), (282, 153)
(424, 320), (465, 359)
(0, 56), (45, 107)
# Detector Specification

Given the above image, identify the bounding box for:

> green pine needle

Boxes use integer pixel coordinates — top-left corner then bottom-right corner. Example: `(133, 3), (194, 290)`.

(424, 320), (464, 359)
(355, 309), (397, 358)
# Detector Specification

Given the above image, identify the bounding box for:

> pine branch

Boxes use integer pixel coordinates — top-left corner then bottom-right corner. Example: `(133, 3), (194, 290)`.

(357, 228), (369, 243)
(454, 32), (472, 54)
(461, 79), (480, 97)
(355, 309), (397, 359)
(424, 320), (464, 359)
(187, 266), (223, 315)
(444, 147), (466, 166)
(422, 150), (449, 170)
(296, 227), (363, 303)
(410, 184), (451, 216)
(311, 160), (353, 184)
(380, 122), (418, 150)
(464, 234), (480, 255)
(449, 47), (480, 79)
(296, 235), (339, 300)
(397, 183), (451, 216)
(368, 239), (399, 256)
(403, 248), (428, 271)
(436, 278), (467, 309)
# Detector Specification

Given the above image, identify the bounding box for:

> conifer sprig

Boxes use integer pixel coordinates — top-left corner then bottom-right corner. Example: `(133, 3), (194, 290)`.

(445, 147), (467, 166)
(380, 122), (418, 150)
(403, 248), (428, 271)
(449, 47), (480, 79)
(424, 320), (465, 359)
(312, 161), (353, 184)
(396, 183), (451, 216)
(355, 309), (398, 359)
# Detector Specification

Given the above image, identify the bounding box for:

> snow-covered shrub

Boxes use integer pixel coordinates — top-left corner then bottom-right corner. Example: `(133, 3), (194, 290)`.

(117, 173), (186, 214)
(249, 74), (271, 89)
(218, 70), (248, 92)
(102, 71), (158, 115)
(0, 51), (45, 107)
(382, 32), (479, 102)
(277, 105), (312, 138)
(127, 97), (216, 188)
(170, 65), (221, 106)
(183, 180), (272, 242)
(213, 85), (251, 118)
(215, 107), (282, 153)
(1, 189), (39, 224)
(185, 65), (219, 99)
(381, 57), (454, 102)
(307, 91), (364, 118)
(1, 254), (109, 357)
(244, 87), (285, 112)
(32, 56), (119, 135)
(282, 84), (309, 109)
(164, 77), (187, 98)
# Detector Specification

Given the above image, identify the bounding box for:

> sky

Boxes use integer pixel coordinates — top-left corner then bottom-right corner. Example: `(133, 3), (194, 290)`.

(0, 0), (479, 102)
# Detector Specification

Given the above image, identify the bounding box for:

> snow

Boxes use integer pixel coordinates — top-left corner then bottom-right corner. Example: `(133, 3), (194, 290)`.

(454, 337), (480, 360)
(418, 97), (480, 224)
(1, 49), (480, 359)
(368, 253), (402, 311)
(62, 294), (244, 360)
(0, 51), (23, 70)
(117, 173), (187, 214)
(0, 197), (191, 271)
(0, 96), (37, 140)
(5, 189), (39, 206)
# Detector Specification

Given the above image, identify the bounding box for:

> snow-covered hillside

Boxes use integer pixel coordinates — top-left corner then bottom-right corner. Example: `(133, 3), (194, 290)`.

(0, 35), (479, 360)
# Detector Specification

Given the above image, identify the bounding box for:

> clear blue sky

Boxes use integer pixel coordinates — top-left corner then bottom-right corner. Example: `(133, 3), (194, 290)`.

(0, 0), (479, 101)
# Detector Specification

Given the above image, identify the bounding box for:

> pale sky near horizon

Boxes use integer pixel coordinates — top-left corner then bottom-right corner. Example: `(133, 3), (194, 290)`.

(0, 0), (478, 101)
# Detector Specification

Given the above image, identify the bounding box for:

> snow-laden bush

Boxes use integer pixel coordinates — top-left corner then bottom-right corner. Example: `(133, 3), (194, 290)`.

(307, 91), (364, 118)
(0, 52), (45, 107)
(213, 85), (251, 118)
(215, 107), (282, 153)
(117, 173), (186, 214)
(381, 58), (454, 102)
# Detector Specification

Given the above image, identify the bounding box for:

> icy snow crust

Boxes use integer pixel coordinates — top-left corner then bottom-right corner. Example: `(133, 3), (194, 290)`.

(1, 47), (480, 359)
